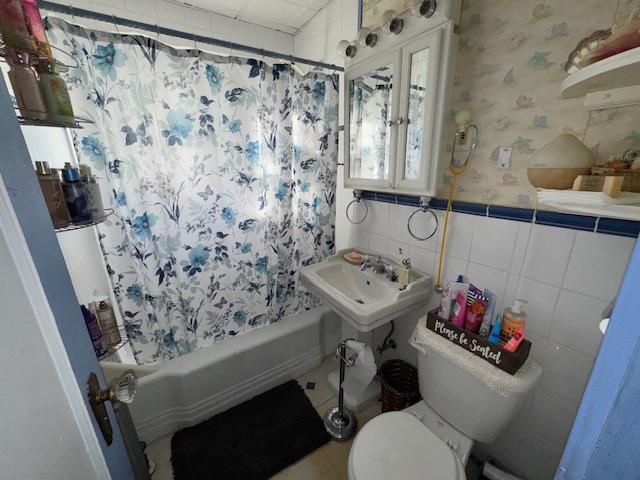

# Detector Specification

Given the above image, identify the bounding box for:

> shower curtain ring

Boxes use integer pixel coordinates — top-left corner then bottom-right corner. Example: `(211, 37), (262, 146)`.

(346, 190), (368, 225)
(112, 15), (120, 33)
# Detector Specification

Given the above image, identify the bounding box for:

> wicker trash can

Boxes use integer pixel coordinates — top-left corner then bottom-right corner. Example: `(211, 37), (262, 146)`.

(379, 359), (421, 412)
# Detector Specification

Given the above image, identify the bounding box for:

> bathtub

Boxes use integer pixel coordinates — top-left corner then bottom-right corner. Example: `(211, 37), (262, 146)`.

(102, 306), (341, 443)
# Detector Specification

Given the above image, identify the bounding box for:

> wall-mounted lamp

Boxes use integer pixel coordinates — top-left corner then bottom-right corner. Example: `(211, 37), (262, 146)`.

(340, 0), (439, 57)
(381, 9), (404, 35)
(388, 17), (404, 34)
(411, 0), (437, 18)
(357, 28), (379, 48)
(365, 29), (379, 47)
(337, 40), (357, 58)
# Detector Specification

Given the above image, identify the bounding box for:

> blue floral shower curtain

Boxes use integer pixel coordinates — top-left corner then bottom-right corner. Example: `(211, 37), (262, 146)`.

(47, 18), (339, 364)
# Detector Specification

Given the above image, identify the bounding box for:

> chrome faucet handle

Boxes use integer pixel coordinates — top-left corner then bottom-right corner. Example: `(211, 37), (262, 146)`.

(373, 256), (386, 274)
(385, 268), (398, 282)
(398, 248), (412, 270)
(360, 255), (371, 271)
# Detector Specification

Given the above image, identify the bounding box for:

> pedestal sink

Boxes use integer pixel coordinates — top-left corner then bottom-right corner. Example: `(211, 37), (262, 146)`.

(301, 249), (432, 332)
(301, 249), (432, 436)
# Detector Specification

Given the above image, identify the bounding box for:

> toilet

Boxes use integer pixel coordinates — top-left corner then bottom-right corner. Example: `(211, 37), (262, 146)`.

(348, 321), (542, 480)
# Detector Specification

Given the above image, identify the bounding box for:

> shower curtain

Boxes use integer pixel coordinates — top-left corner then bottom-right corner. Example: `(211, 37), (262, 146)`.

(47, 18), (339, 364)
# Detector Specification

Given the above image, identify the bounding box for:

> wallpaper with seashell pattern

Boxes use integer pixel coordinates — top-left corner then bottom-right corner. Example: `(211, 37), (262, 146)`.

(442, 0), (640, 207)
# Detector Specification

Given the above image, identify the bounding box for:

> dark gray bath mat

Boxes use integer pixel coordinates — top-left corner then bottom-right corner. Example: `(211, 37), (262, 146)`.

(171, 380), (331, 479)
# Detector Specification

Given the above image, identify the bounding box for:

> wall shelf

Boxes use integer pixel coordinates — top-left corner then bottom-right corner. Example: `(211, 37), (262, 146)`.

(539, 202), (640, 222)
(16, 111), (92, 129)
(55, 208), (114, 233)
(561, 46), (640, 99)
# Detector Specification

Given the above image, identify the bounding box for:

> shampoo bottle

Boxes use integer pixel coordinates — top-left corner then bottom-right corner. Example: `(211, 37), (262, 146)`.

(62, 163), (92, 222)
(6, 49), (47, 120)
(79, 164), (105, 217)
(35, 161), (71, 228)
(81, 304), (107, 359)
(93, 296), (121, 348)
(20, 0), (53, 58)
(500, 299), (527, 344)
(36, 59), (75, 124)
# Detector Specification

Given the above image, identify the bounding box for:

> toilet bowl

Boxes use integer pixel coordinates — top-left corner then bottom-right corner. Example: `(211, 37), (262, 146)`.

(348, 319), (542, 480)
(348, 410), (466, 480)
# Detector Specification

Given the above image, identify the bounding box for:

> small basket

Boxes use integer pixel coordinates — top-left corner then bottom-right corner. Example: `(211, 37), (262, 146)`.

(379, 359), (421, 412)
(591, 167), (640, 192)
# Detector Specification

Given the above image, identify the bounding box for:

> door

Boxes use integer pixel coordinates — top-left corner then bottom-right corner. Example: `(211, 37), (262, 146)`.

(0, 74), (134, 478)
(555, 234), (640, 479)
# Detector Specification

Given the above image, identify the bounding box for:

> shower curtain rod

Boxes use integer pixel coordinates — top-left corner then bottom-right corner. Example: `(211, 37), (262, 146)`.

(39, 1), (345, 73)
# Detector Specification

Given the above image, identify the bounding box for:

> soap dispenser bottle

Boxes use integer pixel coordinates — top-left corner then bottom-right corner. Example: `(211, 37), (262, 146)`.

(396, 248), (411, 290)
(500, 299), (527, 344)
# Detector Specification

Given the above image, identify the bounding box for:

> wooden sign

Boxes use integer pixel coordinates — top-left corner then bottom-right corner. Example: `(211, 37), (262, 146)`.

(425, 310), (531, 375)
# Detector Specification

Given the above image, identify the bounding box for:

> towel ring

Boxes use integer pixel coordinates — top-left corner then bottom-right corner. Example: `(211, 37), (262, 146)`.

(407, 197), (438, 241)
(346, 190), (368, 224)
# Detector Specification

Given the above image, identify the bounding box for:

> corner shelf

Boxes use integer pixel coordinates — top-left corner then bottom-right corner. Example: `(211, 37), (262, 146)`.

(97, 325), (129, 361)
(561, 46), (640, 99)
(16, 111), (93, 129)
(55, 208), (114, 233)
(2, 34), (91, 128)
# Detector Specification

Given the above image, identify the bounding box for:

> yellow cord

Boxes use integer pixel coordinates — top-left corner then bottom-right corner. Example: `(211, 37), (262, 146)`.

(436, 174), (457, 289)
(436, 155), (471, 289)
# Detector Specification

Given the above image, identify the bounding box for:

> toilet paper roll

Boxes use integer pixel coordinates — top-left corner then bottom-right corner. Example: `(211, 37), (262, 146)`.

(341, 340), (377, 401)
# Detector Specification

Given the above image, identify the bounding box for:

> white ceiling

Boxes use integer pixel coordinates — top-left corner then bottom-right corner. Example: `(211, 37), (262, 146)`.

(181, 0), (334, 35)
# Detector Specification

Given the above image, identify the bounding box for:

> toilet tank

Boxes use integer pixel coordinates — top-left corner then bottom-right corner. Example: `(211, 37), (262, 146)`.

(410, 324), (542, 443)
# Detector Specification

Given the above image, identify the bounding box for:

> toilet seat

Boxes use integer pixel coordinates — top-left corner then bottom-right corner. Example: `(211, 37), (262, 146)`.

(348, 411), (465, 480)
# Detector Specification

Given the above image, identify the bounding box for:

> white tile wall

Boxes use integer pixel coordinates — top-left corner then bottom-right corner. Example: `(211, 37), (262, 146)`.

(563, 231), (635, 302)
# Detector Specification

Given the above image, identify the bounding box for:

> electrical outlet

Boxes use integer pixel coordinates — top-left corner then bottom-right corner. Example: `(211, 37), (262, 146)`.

(498, 146), (512, 170)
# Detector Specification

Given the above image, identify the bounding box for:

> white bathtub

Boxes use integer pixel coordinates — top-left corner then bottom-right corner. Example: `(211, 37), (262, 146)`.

(102, 307), (341, 443)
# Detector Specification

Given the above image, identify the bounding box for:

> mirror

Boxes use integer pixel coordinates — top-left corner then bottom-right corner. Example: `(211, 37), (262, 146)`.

(404, 47), (430, 181)
(348, 64), (394, 180)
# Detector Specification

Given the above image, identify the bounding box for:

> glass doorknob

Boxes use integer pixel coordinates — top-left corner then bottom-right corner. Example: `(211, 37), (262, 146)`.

(87, 370), (138, 445)
(110, 371), (138, 404)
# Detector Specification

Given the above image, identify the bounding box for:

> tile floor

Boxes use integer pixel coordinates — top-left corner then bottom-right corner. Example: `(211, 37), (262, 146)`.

(145, 356), (382, 480)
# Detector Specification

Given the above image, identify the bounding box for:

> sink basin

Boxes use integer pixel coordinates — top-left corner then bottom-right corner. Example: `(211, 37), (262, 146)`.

(301, 250), (432, 332)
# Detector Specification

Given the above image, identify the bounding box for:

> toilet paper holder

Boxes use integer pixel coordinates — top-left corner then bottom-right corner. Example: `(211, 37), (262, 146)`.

(323, 339), (359, 441)
(335, 346), (356, 367)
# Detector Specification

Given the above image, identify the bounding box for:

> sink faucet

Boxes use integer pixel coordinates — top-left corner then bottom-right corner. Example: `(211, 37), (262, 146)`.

(360, 256), (372, 272)
(372, 256), (386, 274)
(361, 255), (398, 282)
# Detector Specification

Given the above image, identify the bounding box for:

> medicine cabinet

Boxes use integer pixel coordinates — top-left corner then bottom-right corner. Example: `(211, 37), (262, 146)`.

(344, 21), (456, 196)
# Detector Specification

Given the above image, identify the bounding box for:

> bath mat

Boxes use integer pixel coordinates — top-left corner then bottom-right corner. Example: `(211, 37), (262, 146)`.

(171, 380), (331, 480)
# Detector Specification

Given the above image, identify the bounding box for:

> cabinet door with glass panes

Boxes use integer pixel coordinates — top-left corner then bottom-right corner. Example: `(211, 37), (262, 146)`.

(344, 49), (402, 191)
(344, 23), (454, 197)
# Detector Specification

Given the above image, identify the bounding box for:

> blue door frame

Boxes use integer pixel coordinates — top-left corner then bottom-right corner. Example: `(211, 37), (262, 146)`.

(556, 235), (640, 479)
(0, 77), (133, 478)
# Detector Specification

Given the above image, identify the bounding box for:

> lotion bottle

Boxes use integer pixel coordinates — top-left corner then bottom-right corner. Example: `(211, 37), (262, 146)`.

(500, 299), (527, 345)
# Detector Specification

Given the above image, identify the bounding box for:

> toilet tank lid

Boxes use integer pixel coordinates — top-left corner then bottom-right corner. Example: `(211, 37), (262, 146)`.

(410, 317), (542, 397)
